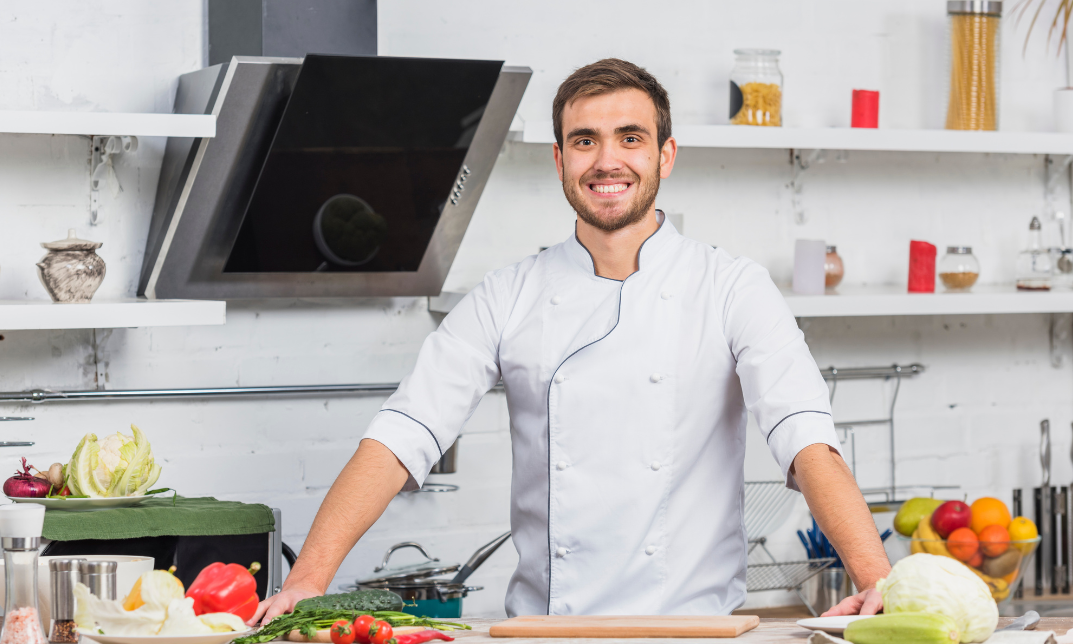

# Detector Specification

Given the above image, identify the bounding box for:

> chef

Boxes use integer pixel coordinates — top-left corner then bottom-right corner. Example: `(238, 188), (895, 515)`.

(254, 58), (890, 622)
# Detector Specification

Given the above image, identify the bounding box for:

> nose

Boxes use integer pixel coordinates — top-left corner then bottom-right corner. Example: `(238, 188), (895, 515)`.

(592, 142), (625, 175)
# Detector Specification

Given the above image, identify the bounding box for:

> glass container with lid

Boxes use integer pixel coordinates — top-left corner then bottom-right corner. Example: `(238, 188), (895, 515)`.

(1016, 216), (1053, 291)
(729, 49), (783, 127)
(824, 246), (844, 289)
(945, 1), (1002, 130)
(0, 505), (47, 644)
(939, 246), (980, 291)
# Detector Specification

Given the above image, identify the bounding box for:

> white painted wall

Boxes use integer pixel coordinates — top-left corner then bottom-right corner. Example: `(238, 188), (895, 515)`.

(0, 0), (1070, 616)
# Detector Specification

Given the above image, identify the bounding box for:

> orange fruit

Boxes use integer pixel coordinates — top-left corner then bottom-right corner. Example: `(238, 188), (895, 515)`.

(967, 549), (984, 569)
(1003, 570), (1019, 585)
(979, 524), (1011, 557)
(970, 497), (1011, 534)
(947, 527), (980, 562)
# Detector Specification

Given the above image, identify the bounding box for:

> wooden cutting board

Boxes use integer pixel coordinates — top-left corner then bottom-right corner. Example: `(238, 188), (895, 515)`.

(489, 615), (761, 638)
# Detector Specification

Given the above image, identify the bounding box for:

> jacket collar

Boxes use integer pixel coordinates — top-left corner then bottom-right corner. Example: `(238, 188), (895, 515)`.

(565, 210), (677, 279)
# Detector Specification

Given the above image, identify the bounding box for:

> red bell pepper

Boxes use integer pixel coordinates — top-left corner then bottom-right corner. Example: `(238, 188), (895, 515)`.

(185, 561), (261, 621)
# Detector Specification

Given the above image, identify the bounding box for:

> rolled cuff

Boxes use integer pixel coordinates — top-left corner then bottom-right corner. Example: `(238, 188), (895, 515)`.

(363, 410), (443, 492)
(766, 411), (843, 492)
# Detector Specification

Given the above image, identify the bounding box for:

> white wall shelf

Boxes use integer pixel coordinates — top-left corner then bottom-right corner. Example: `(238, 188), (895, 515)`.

(783, 285), (1073, 317)
(0, 299), (226, 331)
(432, 285), (1073, 318)
(510, 120), (1073, 155)
(0, 111), (216, 138)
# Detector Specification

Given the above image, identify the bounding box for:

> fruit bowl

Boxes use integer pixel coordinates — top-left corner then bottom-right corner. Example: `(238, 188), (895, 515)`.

(898, 536), (1040, 604)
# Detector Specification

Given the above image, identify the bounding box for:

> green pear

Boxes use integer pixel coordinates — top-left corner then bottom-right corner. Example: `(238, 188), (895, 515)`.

(894, 497), (945, 536)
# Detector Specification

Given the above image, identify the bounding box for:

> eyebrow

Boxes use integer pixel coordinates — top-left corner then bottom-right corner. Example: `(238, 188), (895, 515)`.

(565, 124), (652, 140)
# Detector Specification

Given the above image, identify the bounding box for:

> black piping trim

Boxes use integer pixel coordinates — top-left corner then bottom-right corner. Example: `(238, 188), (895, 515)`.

(572, 210), (666, 283)
(765, 410), (832, 445)
(544, 214), (664, 615)
(380, 409), (443, 458)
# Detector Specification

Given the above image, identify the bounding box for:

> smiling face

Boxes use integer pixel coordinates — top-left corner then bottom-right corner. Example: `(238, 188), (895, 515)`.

(554, 88), (674, 232)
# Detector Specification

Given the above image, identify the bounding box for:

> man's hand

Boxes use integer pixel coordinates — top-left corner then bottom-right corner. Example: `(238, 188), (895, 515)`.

(248, 583), (322, 626)
(821, 587), (882, 617)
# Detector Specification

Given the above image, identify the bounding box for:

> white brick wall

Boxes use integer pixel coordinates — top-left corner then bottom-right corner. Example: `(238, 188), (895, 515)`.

(0, 0), (1069, 616)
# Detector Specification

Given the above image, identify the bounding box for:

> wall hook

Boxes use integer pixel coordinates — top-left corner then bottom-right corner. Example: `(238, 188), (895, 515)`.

(791, 149), (826, 225)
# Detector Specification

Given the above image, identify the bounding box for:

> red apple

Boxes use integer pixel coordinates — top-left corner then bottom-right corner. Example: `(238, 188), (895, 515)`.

(931, 500), (973, 538)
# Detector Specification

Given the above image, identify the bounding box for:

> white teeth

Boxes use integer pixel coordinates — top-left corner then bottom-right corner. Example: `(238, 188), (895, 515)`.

(592, 183), (628, 194)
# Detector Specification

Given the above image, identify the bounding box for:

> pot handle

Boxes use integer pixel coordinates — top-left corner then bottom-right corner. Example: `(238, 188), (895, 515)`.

(450, 531), (511, 585)
(374, 542), (439, 572)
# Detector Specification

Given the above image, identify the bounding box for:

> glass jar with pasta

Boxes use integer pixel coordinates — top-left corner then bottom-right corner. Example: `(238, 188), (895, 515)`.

(945, 1), (1002, 131)
(729, 49), (783, 127)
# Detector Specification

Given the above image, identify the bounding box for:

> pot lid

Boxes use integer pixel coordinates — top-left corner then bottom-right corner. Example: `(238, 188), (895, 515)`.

(42, 229), (103, 251)
(358, 542), (460, 584)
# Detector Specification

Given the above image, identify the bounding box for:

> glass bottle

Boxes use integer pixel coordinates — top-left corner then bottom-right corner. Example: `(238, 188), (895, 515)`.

(1016, 217), (1053, 291)
(824, 246), (844, 289)
(945, 1), (1002, 130)
(0, 505), (47, 644)
(729, 49), (783, 127)
(938, 246), (980, 291)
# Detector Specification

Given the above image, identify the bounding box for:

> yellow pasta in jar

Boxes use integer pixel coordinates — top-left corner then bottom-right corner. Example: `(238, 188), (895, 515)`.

(731, 82), (782, 127)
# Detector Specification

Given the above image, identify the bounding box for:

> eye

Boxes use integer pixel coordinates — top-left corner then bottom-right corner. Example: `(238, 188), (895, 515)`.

(576, 138), (595, 146)
(624, 136), (640, 143)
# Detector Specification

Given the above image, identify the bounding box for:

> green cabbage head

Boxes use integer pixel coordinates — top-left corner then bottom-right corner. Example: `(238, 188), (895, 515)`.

(876, 553), (998, 643)
(64, 425), (162, 498)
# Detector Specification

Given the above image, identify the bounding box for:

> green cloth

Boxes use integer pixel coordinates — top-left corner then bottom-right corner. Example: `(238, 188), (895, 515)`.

(42, 496), (276, 541)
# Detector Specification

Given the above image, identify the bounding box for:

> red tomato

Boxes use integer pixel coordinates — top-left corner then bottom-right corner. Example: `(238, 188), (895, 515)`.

(331, 620), (356, 644)
(370, 621), (394, 644)
(353, 615), (376, 644)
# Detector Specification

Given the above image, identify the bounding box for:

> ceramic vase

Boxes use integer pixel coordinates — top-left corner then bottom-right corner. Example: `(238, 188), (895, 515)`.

(36, 229), (106, 303)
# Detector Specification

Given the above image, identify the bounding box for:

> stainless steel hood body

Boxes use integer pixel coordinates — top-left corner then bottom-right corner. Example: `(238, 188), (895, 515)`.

(140, 55), (531, 299)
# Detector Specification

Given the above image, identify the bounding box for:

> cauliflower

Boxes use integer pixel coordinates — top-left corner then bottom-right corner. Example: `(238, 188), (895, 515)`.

(65, 425), (162, 498)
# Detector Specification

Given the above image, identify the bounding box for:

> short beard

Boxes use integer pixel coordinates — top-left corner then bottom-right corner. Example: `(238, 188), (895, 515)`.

(563, 165), (660, 233)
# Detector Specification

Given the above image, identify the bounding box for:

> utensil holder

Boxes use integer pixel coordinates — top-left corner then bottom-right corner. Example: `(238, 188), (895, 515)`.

(812, 567), (852, 614)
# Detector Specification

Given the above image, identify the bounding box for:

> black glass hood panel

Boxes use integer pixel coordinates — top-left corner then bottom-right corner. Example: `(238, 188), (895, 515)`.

(224, 54), (503, 274)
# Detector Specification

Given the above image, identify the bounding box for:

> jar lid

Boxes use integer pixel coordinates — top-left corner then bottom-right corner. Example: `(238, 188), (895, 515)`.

(733, 48), (781, 57)
(946, 246), (973, 253)
(826, 245), (837, 253)
(41, 229), (103, 251)
(0, 504), (44, 539)
(947, 1), (1002, 16)
(79, 560), (118, 575)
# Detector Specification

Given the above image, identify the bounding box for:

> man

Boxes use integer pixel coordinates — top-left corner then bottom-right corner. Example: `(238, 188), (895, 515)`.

(254, 58), (888, 622)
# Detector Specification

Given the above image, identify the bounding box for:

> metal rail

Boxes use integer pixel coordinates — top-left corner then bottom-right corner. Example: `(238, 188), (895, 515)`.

(0, 365), (922, 404)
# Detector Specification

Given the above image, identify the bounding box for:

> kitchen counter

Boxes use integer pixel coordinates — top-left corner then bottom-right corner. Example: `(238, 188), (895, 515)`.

(454, 617), (1073, 642)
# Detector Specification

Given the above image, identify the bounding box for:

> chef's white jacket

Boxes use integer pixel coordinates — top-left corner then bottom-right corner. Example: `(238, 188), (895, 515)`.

(364, 213), (841, 617)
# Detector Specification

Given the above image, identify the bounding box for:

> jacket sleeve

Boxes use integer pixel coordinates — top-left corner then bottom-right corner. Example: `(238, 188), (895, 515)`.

(721, 258), (843, 490)
(363, 269), (513, 491)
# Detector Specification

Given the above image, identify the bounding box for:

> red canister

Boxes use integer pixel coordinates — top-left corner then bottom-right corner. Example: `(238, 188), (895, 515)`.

(908, 240), (937, 293)
(851, 90), (880, 128)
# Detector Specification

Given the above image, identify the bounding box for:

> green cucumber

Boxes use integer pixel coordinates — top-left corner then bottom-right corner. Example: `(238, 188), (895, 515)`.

(294, 589), (403, 612)
(844, 612), (960, 644)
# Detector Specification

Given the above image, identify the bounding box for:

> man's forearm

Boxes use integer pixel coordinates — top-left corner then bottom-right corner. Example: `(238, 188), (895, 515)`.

(284, 438), (412, 593)
(792, 443), (891, 590)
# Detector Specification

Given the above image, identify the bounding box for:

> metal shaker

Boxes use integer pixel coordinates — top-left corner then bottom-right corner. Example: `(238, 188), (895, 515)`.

(78, 560), (117, 600)
(48, 558), (84, 643)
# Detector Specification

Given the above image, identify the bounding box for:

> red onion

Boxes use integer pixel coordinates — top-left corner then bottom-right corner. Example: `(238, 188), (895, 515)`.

(4, 458), (52, 498)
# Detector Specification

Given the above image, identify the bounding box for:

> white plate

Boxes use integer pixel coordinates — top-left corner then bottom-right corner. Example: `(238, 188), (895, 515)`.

(797, 615), (872, 634)
(7, 494), (159, 511)
(80, 629), (255, 644)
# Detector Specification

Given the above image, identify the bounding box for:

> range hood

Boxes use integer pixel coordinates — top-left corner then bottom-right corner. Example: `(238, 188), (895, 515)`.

(139, 55), (531, 299)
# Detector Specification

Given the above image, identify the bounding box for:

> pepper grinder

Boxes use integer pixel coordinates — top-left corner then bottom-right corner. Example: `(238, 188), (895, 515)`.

(0, 504), (48, 644)
(78, 560), (117, 601)
(48, 559), (84, 643)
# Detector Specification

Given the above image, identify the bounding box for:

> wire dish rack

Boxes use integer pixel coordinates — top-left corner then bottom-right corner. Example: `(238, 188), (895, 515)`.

(744, 480), (835, 616)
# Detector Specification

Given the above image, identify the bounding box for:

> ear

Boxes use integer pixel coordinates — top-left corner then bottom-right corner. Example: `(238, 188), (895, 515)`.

(659, 137), (678, 179)
(553, 143), (564, 182)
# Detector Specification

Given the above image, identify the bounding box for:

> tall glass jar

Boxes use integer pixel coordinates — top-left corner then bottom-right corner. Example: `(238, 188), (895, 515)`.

(939, 246), (980, 291)
(730, 49), (783, 127)
(945, 1), (1002, 130)
(0, 506), (47, 644)
(1016, 217), (1052, 291)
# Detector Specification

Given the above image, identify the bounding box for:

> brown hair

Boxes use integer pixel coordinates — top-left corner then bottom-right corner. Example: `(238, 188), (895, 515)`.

(552, 58), (672, 149)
